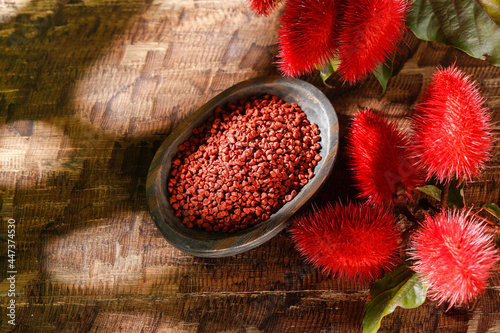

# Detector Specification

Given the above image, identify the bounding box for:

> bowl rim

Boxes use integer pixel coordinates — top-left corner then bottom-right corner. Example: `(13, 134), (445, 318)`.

(146, 76), (339, 257)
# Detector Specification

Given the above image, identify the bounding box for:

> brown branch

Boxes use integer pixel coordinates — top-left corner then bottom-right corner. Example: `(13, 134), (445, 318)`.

(395, 197), (419, 242)
(441, 181), (450, 210)
(395, 198), (418, 224)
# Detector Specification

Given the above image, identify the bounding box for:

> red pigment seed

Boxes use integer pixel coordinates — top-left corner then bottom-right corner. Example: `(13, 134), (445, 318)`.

(168, 95), (322, 232)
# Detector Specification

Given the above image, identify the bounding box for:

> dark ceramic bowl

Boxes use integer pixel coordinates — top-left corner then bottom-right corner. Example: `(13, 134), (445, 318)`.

(146, 76), (338, 257)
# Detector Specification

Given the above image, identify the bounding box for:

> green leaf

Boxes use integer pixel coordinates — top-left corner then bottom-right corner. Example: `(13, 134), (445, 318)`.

(416, 184), (441, 202)
(372, 60), (393, 95)
(317, 57), (340, 88)
(363, 265), (427, 333)
(483, 203), (500, 222)
(416, 178), (465, 209)
(448, 180), (465, 209)
(319, 66), (334, 88)
(409, 0), (500, 66)
(477, 0), (500, 25)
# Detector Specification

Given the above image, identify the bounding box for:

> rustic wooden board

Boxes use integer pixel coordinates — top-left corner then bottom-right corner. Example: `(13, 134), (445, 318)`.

(0, 0), (499, 332)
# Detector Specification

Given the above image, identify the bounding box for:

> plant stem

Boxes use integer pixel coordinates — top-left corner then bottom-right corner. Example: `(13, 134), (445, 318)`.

(402, 223), (419, 241)
(441, 181), (450, 210)
(396, 199), (418, 224)
(470, 208), (500, 233)
(485, 226), (500, 233)
(418, 198), (439, 213)
(396, 198), (419, 242)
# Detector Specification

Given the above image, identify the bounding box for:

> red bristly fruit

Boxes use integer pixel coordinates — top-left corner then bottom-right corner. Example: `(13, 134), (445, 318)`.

(337, 0), (408, 84)
(289, 202), (401, 281)
(246, 0), (279, 16)
(277, 0), (342, 77)
(348, 108), (422, 204)
(411, 65), (494, 183)
(409, 209), (499, 309)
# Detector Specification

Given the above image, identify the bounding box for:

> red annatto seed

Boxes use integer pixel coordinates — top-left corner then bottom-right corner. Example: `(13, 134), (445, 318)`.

(167, 95), (322, 232)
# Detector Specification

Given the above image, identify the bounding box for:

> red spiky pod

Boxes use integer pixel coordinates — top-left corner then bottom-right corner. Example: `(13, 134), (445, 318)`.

(247, 0), (280, 16)
(348, 108), (422, 204)
(289, 202), (401, 281)
(277, 0), (342, 77)
(411, 65), (494, 183)
(337, 0), (408, 84)
(409, 209), (499, 309)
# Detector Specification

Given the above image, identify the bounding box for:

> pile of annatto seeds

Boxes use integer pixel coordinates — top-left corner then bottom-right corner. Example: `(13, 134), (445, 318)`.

(167, 95), (322, 233)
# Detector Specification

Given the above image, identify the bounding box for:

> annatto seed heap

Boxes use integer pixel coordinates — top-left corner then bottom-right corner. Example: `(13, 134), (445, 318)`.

(168, 95), (322, 233)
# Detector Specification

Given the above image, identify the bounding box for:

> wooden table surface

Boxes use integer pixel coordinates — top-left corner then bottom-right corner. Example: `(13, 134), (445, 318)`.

(1, 0), (499, 332)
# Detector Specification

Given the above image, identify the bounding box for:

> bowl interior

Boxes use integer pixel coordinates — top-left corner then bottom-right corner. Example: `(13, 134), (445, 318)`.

(146, 76), (339, 257)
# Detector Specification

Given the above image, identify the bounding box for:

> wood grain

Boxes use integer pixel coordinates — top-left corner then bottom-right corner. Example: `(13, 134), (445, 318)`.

(0, 0), (499, 332)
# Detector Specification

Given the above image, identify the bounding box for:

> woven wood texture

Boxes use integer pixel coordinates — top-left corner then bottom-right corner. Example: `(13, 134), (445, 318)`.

(1, 0), (500, 332)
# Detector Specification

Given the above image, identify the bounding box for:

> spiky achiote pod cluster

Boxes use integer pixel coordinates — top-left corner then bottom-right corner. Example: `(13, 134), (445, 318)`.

(247, 0), (499, 313)
(348, 108), (422, 204)
(409, 210), (499, 309)
(247, 0), (409, 84)
(289, 202), (401, 282)
(410, 65), (494, 183)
